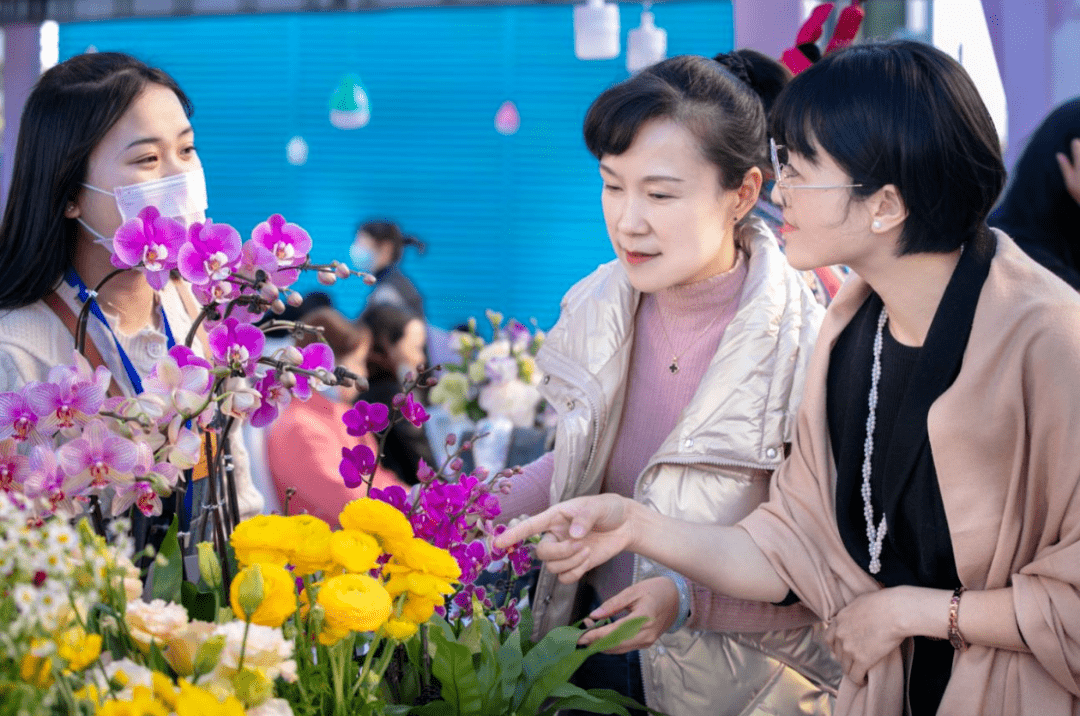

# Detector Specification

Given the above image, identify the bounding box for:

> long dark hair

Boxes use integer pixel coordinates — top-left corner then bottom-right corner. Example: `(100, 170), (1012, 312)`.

(0, 52), (193, 309)
(358, 220), (426, 266)
(990, 98), (1080, 289)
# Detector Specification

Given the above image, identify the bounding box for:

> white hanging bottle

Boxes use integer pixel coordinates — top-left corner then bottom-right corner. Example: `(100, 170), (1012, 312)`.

(626, 7), (667, 73)
(574, 0), (620, 60)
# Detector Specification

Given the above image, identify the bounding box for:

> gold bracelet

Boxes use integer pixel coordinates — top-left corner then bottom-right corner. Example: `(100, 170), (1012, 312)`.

(948, 586), (968, 651)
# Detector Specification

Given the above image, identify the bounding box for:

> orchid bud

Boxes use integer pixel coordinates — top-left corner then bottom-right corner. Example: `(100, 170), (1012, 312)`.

(286, 291), (304, 307)
(445, 433), (457, 447)
(402, 371), (415, 385)
(391, 393), (406, 408)
(270, 299), (286, 314)
(362, 272), (377, 285)
(473, 467), (489, 480)
(317, 270), (337, 286)
(259, 282), (280, 302)
(282, 346), (303, 366)
(314, 368), (333, 383)
(335, 263), (351, 279)
(462, 441), (473, 451)
(279, 371), (297, 389)
(449, 457), (464, 472)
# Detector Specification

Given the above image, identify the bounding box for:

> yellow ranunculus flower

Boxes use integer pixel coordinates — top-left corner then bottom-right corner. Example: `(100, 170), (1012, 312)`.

(399, 593), (441, 624)
(316, 573), (392, 645)
(230, 515), (294, 568)
(56, 625), (102, 672)
(381, 617), (419, 641)
(338, 498), (414, 547)
(330, 529), (382, 574)
(95, 685), (170, 716)
(383, 537), (461, 599)
(20, 650), (53, 689)
(230, 564), (298, 627)
(174, 680), (246, 716)
(152, 671), (179, 710)
(285, 515), (334, 576)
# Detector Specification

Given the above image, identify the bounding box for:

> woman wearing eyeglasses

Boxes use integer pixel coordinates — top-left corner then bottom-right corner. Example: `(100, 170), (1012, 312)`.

(499, 41), (1080, 715)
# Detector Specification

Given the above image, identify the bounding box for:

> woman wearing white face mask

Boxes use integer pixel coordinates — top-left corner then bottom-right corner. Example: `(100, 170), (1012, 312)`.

(0, 53), (263, 535)
(351, 220), (426, 321)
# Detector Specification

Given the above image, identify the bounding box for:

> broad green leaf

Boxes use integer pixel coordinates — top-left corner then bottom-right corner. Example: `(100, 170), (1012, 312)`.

(496, 624), (525, 705)
(428, 624), (485, 715)
(150, 515), (182, 603)
(517, 617), (646, 715)
(538, 683), (630, 716)
(517, 606), (535, 656)
(180, 580), (218, 623)
(409, 702), (453, 716)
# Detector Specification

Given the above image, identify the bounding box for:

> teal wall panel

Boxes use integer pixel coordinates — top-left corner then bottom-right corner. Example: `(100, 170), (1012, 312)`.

(59, 4), (734, 330)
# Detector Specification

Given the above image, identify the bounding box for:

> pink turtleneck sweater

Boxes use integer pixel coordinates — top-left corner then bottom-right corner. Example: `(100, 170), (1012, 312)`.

(501, 251), (749, 600)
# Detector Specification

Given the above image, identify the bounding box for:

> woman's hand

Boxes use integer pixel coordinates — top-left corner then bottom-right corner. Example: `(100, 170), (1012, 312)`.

(825, 586), (951, 686)
(1057, 138), (1080, 206)
(577, 577), (680, 653)
(494, 494), (636, 583)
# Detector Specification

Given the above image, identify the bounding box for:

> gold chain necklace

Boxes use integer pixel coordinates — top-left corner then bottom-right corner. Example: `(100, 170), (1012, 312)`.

(654, 283), (740, 375)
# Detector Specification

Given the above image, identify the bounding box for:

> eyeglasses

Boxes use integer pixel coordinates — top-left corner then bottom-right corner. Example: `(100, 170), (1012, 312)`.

(770, 138), (863, 206)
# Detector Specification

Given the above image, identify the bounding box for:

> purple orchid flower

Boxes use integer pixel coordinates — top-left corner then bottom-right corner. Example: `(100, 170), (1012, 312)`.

(291, 343), (334, 401)
(342, 400), (390, 437)
(207, 317), (265, 376)
(339, 444), (377, 489)
(57, 418), (139, 490)
(415, 457), (437, 483)
(177, 219), (242, 285)
(0, 388), (43, 444)
(25, 370), (108, 436)
(111, 207), (186, 290)
(370, 484), (410, 512)
(192, 278), (239, 307)
(112, 481), (162, 517)
(251, 214), (311, 270)
(401, 393), (429, 428)
(24, 446), (81, 518)
(249, 371), (292, 428)
(0, 438), (28, 493)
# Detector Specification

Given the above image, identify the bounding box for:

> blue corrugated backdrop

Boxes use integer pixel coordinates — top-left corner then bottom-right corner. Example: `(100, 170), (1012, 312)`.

(59, 4), (734, 331)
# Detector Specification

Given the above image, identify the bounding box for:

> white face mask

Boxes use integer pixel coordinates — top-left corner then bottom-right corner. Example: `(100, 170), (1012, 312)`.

(79, 168), (209, 250)
(350, 243), (376, 273)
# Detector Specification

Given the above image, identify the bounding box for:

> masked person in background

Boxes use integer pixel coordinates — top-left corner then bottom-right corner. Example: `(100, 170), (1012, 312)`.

(356, 303), (433, 485)
(350, 219), (426, 321)
(0, 52), (263, 554)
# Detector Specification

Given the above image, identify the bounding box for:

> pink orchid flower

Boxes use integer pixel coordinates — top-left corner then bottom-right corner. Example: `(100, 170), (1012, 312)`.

(192, 278), (239, 307)
(401, 392), (430, 428)
(25, 445), (84, 518)
(111, 207), (186, 290)
(251, 214), (311, 270)
(342, 400), (390, 437)
(144, 354), (213, 420)
(340, 444), (377, 488)
(57, 419), (139, 490)
(112, 481), (162, 517)
(291, 343), (335, 401)
(0, 388), (44, 445)
(249, 371), (292, 428)
(0, 438), (28, 493)
(26, 369), (108, 436)
(177, 219), (242, 285)
(239, 236), (299, 292)
(220, 376), (262, 420)
(207, 317), (265, 376)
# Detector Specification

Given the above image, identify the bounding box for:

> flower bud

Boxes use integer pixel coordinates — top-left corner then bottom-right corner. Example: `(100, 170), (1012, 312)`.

(286, 290), (304, 307)
(462, 441), (473, 451)
(235, 564), (266, 620)
(260, 282), (280, 302)
(317, 270), (337, 286)
(335, 263), (351, 279)
(473, 467), (489, 480)
(192, 633), (225, 678)
(391, 393), (406, 408)
(270, 299), (286, 314)
(362, 272), (377, 286)
(445, 433), (457, 447)
(231, 667), (274, 708)
(196, 542), (223, 591)
(283, 346), (304, 366)
(449, 457), (464, 472)
(279, 371), (297, 389)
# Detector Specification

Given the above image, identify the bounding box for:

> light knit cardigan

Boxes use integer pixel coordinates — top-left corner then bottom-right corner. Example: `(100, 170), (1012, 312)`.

(0, 279), (264, 519)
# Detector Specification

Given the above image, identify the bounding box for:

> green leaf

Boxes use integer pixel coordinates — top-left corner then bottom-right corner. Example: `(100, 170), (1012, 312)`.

(428, 624), (485, 715)
(409, 703), (453, 716)
(146, 639), (175, 677)
(539, 683), (629, 716)
(517, 606), (535, 656)
(517, 617), (646, 715)
(150, 515), (182, 603)
(180, 580), (218, 623)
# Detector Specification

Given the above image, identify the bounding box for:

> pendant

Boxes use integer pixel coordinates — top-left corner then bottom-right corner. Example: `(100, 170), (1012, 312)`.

(668, 357), (679, 374)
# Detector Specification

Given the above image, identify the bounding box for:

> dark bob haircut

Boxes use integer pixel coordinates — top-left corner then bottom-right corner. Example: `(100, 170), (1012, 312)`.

(583, 54), (767, 190)
(357, 220), (426, 265)
(0, 52), (193, 309)
(770, 40), (1006, 255)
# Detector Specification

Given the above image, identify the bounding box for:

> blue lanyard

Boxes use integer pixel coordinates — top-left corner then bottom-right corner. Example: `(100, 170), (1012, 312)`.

(64, 268), (177, 395)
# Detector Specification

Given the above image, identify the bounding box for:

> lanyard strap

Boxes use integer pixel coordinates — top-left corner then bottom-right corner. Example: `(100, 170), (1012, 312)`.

(63, 268), (177, 395)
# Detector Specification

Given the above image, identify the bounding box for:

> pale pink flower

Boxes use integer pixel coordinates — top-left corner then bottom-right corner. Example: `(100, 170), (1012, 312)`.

(57, 419), (139, 490)
(207, 317), (265, 377)
(161, 421), (202, 470)
(0, 438), (28, 493)
(24, 446), (82, 517)
(219, 377), (262, 420)
(26, 369), (108, 436)
(112, 481), (162, 517)
(0, 388), (44, 445)
(250, 214), (310, 270)
(249, 371), (292, 428)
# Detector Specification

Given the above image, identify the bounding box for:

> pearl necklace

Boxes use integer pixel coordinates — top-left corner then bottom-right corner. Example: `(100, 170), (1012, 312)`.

(863, 307), (889, 574)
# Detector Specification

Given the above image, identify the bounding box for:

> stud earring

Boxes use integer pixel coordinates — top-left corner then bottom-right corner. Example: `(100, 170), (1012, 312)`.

(872, 220), (882, 230)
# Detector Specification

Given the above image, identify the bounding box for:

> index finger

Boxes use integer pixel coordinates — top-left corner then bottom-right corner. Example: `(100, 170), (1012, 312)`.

(495, 510), (560, 550)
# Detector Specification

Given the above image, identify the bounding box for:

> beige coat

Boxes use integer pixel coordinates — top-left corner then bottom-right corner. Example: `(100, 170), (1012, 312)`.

(741, 231), (1080, 715)
(532, 218), (840, 715)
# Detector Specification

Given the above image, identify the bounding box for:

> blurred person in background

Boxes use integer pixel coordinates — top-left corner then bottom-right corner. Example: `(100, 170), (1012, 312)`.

(990, 97), (1080, 290)
(267, 306), (406, 526)
(350, 219), (426, 319)
(357, 303), (434, 486)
